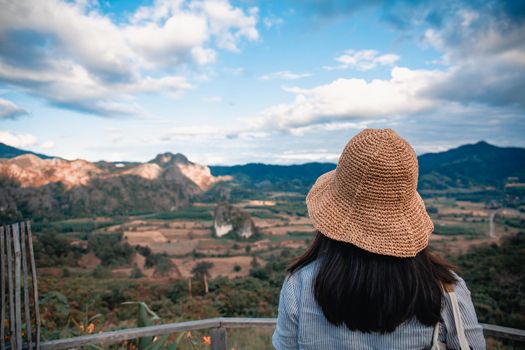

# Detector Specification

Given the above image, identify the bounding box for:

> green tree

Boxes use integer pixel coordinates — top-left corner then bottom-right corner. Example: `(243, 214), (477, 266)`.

(191, 261), (214, 295)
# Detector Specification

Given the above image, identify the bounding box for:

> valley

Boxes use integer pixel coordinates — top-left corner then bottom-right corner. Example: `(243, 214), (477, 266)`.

(1, 140), (524, 346)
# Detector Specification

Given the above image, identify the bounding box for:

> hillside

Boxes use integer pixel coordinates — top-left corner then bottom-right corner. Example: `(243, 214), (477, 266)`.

(210, 162), (336, 193)
(418, 141), (525, 189)
(210, 141), (525, 193)
(0, 152), (230, 221)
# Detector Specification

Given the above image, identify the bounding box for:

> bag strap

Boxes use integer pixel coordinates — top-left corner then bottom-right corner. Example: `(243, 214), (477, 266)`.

(443, 283), (470, 350)
(431, 321), (440, 346)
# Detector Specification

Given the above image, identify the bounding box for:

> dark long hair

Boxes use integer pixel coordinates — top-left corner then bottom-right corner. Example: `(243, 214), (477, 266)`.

(287, 232), (457, 333)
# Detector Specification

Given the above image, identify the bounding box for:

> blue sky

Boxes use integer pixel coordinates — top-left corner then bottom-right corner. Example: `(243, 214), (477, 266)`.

(0, 0), (524, 164)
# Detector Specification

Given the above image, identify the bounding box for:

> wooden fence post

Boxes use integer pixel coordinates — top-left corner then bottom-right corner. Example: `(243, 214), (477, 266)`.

(20, 222), (33, 349)
(13, 223), (23, 350)
(210, 327), (227, 350)
(26, 221), (41, 350)
(0, 221), (41, 350)
(1, 226), (6, 350)
(6, 225), (16, 350)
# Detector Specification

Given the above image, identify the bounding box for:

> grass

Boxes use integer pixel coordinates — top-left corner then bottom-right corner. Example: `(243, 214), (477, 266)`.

(32, 219), (124, 234)
(434, 223), (482, 236)
(263, 232), (313, 242)
(249, 210), (282, 219)
(145, 207), (214, 221)
(268, 202), (308, 217)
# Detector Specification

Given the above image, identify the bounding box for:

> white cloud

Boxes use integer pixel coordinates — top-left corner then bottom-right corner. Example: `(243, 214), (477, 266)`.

(249, 8), (525, 135)
(189, 0), (259, 52)
(0, 130), (56, 150)
(0, 0), (259, 116)
(161, 124), (271, 142)
(274, 151), (340, 163)
(0, 131), (37, 148)
(263, 17), (284, 28)
(0, 98), (28, 119)
(419, 9), (525, 109)
(254, 66), (442, 131)
(324, 50), (400, 71)
(38, 140), (55, 149)
(259, 71), (312, 81)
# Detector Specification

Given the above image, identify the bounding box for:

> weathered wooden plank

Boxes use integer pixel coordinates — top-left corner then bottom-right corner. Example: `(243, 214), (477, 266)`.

(218, 317), (277, 328)
(210, 327), (227, 350)
(40, 319), (221, 350)
(6, 225), (16, 350)
(481, 323), (525, 341)
(1, 226), (6, 350)
(25, 222), (40, 350)
(12, 223), (22, 350)
(20, 222), (33, 349)
(39, 317), (525, 350)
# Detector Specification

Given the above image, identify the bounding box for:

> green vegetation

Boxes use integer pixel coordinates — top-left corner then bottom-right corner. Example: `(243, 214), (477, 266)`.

(136, 245), (175, 276)
(249, 210), (282, 219)
(32, 225), (525, 349)
(32, 219), (124, 234)
(37, 249), (299, 340)
(451, 232), (525, 329)
(33, 232), (84, 267)
(434, 224), (481, 236)
(88, 233), (134, 266)
(267, 202), (308, 217)
(146, 207), (213, 221)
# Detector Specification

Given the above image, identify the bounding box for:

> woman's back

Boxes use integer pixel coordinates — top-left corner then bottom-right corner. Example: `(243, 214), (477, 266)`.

(272, 129), (486, 349)
(272, 260), (485, 349)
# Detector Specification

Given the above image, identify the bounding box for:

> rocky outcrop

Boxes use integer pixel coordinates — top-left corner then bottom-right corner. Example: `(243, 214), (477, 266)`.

(150, 152), (231, 191)
(0, 154), (102, 188)
(213, 203), (257, 239)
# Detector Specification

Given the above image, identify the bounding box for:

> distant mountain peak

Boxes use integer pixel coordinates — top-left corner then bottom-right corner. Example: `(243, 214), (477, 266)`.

(472, 140), (494, 148)
(149, 152), (190, 167)
(450, 140), (499, 154)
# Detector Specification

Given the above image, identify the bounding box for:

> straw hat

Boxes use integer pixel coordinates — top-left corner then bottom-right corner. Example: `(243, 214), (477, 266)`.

(306, 128), (433, 258)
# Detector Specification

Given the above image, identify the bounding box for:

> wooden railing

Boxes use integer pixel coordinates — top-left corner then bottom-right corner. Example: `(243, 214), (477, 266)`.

(39, 317), (525, 350)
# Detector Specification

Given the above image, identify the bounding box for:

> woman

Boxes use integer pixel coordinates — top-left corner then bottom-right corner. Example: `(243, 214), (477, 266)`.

(272, 129), (485, 349)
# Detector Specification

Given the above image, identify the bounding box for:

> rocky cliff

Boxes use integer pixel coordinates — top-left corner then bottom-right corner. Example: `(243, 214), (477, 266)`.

(213, 203), (257, 239)
(0, 152), (231, 221)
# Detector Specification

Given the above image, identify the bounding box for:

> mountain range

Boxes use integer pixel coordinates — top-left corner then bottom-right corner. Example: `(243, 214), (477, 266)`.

(211, 141), (525, 192)
(0, 140), (524, 222)
(0, 149), (230, 221)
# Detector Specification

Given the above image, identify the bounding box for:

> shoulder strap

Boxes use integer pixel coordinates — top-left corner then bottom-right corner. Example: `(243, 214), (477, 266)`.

(431, 322), (442, 350)
(443, 283), (470, 350)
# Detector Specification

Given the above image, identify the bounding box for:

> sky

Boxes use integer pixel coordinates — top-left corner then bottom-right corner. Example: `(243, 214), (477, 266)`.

(0, 0), (524, 165)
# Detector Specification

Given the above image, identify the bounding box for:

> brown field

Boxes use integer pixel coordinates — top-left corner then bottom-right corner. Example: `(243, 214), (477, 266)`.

(430, 235), (499, 256)
(261, 225), (315, 235)
(66, 198), (523, 281)
(172, 256), (265, 279)
(252, 217), (286, 227)
(161, 227), (212, 240)
(123, 230), (168, 245)
(240, 200), (277, 207)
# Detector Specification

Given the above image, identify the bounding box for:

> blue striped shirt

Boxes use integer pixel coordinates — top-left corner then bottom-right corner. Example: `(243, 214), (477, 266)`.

(272, 259), (486, 349)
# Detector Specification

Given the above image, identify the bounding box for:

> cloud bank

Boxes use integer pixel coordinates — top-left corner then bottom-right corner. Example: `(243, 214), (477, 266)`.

(0, 0), (258, 116)
(0, 98), (28, 119)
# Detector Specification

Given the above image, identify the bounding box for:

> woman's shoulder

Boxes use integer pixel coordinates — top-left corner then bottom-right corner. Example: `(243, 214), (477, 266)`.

(284, 259), (321, 286)
(449, 271), (471, 295)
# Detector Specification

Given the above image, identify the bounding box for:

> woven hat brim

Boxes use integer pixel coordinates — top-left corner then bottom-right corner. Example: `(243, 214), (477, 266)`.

(306, 170), (434, 258)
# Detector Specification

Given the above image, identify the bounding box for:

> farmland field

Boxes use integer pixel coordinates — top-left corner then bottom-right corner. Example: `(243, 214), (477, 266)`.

(29, 192), (525, 347)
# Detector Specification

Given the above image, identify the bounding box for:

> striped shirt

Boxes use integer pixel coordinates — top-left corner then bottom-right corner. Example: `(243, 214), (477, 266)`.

(272, 259), (486, 349)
